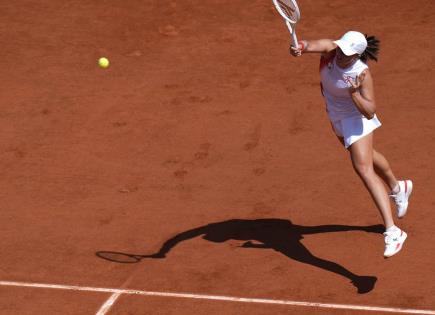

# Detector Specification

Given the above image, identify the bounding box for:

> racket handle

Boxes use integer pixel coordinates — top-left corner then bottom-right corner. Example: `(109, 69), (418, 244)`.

(285, 20), (299, 48)
(291, 31), (299, 48)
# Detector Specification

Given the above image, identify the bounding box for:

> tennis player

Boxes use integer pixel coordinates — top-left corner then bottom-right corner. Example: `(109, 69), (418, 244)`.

(290, 31), (412, 257)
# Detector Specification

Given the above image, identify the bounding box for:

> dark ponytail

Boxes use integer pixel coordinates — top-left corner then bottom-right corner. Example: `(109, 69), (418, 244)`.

(361, 35), (380, 63)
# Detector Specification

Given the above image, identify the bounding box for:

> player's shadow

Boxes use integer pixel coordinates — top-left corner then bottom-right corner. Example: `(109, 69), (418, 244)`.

(96, 218), (383, 294)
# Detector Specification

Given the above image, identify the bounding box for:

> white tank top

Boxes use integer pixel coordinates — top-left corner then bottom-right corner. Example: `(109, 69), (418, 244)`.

(320, 50), (368, 122)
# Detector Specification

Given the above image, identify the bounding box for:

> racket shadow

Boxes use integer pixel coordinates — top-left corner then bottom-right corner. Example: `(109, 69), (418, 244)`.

(95, 218), (384, 293)
(95, 251), (157, 263)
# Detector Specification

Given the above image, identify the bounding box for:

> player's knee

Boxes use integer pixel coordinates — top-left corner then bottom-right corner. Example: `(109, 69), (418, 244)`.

(352, 162), (374, 179)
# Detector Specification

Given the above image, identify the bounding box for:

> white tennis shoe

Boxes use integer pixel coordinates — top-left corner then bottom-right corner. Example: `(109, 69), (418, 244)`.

(383, 228), (407, 258)
(390, 180), (413, 218)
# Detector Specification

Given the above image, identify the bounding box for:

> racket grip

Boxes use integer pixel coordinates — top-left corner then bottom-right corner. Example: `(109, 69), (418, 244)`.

(291, 32), (299, 48)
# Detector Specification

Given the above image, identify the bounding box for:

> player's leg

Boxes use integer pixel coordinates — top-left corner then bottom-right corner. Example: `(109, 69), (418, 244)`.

(372, 149), (397, 190)
(373, 149), (413, 218)
(335, 128), (398, 193)
(333, 129), (409, 219)
(348, 133), (394, 228)
(348, 133), (407, 257)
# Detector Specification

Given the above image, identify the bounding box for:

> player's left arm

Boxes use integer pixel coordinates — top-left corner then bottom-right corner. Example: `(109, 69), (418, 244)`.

(349, 69), (377, 119)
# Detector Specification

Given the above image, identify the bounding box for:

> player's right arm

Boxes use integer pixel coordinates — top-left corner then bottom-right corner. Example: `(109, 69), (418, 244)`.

(290, 39), (336, 57)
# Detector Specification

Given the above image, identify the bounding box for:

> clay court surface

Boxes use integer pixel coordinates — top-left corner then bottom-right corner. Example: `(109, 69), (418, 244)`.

(1, 0), (435, 314)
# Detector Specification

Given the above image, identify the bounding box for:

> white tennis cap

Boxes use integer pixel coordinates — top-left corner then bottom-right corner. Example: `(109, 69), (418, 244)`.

(334, 31), (367, 56)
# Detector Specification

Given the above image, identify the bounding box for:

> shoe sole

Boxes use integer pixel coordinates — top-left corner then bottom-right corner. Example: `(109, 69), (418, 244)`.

(398, 180), (413, 219)
(384, 231), (408, 258)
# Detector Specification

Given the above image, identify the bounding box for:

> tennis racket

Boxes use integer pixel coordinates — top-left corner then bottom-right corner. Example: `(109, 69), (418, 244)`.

(272, 0), (301, 48)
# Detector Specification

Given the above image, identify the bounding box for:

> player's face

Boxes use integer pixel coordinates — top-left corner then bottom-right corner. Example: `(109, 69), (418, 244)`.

(336, 47), (359, 68)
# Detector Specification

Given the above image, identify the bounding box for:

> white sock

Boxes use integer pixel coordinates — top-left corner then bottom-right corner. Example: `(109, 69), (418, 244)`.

(386, 225), (400, 233)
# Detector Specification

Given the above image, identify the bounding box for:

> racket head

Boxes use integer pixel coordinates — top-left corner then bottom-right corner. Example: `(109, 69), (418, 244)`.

(96, 251), (143, 263)
(272, 0), (301, 24)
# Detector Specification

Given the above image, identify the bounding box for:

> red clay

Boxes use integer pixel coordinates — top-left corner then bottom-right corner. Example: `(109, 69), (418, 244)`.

(1, 0), (434, 314)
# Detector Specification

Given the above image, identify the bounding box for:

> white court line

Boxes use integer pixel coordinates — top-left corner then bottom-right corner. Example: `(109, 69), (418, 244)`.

(95, 274), (134, 315)
(1, 280), (435, 315)
(95, 292), (122, 315)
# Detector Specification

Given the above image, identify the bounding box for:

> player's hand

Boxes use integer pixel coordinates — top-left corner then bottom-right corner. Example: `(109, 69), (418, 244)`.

(348, 70), (367, 93)
(290, 45), (302, 57)
(289, 40), (306, 57)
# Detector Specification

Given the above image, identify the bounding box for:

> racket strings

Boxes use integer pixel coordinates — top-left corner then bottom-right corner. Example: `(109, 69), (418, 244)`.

(276, 0), (299, 22)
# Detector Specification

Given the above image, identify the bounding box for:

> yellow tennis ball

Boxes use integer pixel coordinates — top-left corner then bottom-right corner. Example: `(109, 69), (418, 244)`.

(98, 57), (109, 68)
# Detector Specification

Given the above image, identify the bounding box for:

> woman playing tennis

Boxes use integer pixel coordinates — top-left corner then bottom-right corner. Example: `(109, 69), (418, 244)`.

(290, 31), (412, 257)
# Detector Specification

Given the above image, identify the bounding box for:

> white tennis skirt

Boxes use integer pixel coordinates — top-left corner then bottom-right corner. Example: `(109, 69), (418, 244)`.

(330, 114), (382, 149)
